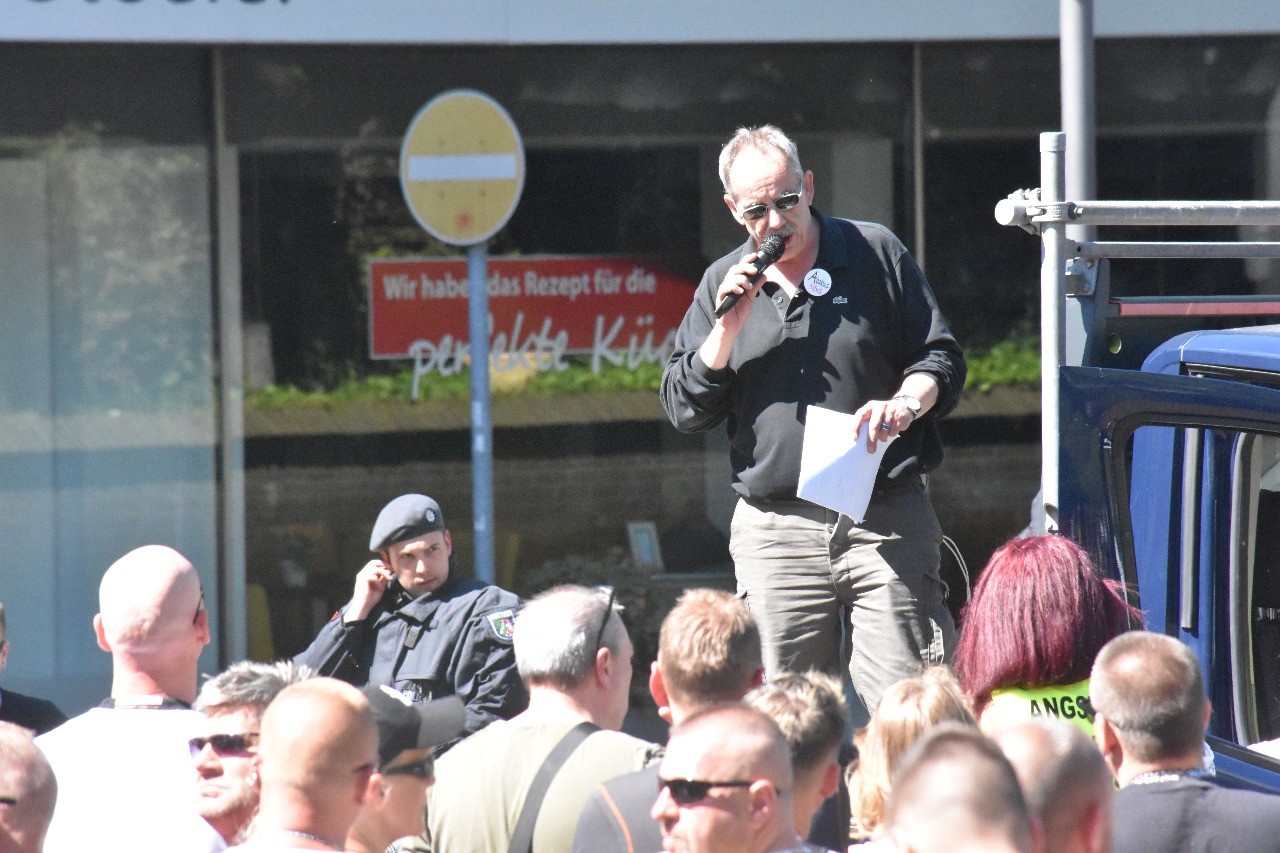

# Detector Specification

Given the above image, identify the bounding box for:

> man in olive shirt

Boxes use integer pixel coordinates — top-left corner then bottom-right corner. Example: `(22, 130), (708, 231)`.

(425, 586), (661, 853)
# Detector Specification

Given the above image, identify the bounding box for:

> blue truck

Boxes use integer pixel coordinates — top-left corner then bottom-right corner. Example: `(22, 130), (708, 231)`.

(1059, 330), (1280, 792)
(998, 135), (1280, 790)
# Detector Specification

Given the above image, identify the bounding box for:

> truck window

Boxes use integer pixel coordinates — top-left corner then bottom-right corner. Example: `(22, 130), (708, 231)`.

(1235, 433), (1280, 755)
(1128, 422), (1280, 760)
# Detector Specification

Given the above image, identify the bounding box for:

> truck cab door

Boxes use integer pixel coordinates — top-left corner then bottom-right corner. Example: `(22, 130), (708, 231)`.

(1059, 364), (1280, 792)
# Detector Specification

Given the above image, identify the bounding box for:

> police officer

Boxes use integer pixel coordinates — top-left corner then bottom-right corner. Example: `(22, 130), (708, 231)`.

(295, 494), (527, 744)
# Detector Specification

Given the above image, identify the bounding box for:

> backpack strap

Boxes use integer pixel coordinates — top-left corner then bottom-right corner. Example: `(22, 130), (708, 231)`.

(506, 721), (601, 853)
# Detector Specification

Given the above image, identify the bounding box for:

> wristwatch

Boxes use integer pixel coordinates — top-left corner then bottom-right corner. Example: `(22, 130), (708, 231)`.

(894, 394), (922, 420)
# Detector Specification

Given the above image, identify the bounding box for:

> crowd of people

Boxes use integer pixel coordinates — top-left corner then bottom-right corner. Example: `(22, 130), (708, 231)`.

(2, 494), (1279, 852)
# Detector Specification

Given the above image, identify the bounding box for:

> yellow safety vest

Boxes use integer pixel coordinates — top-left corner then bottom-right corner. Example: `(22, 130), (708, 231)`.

(985, 677), (1095, 736)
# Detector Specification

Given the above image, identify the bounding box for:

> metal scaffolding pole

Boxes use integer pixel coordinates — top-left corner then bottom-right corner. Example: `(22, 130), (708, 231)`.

(1039, 132), (1067, 534)
(1061, 0), (1095, 244)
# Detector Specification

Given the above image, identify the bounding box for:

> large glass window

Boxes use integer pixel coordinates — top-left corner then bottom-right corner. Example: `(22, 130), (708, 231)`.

(0, 46), (219, 713)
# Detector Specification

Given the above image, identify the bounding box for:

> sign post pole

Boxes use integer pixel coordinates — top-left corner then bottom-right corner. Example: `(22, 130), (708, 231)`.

(399, 89), (525, 586)
(467, 242), (495, 584)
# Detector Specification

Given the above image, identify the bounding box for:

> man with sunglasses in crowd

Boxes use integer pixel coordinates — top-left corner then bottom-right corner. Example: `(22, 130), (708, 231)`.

(295, 493), (526, 746)
(423, 585), (661, 853)
(0, 721), (57, 853)
(661, 125), (966, 723)
(191, 660), (314, 848)
(344, 687), (463, 853)
(572, 587), (764, 853)
(652, 704), (835, 853)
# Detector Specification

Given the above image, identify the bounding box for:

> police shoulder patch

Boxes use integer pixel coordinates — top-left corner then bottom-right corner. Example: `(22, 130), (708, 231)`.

(486, 609), (516, 642)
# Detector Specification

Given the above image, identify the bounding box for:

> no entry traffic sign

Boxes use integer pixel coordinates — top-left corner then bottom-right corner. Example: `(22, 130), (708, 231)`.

(399, 89), (525, 246)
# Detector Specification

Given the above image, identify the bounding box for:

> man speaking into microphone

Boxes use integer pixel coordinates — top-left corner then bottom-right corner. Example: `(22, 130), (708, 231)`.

(661, 125), (966, 720)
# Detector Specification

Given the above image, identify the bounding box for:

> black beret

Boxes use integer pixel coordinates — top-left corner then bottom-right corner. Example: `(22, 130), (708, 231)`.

(369, 494), (446, 552)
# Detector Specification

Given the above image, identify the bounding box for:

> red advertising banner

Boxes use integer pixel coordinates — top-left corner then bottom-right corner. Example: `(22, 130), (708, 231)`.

(368, 256), (697, 373)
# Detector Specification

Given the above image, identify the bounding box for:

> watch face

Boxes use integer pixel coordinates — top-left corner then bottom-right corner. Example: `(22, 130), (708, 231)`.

(898, 395), (921, 413)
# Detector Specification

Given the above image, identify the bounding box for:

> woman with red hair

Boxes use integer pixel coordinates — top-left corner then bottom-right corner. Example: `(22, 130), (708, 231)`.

(952, 534), (1142, 735)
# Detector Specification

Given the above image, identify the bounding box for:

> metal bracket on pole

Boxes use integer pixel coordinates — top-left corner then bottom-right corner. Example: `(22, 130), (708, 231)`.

(1033, 202), (1077, 224)
(994, 188), (1043, 234)
(1064, 257), (1097, 297)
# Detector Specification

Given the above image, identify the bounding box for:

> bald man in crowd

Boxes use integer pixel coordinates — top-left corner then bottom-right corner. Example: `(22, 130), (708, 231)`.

(651, 704), (821, 853)
(36, 544), (220, 852)
(993, 718), (1112, 853)
(0, 721), (57, 853)
(228, 678), (379, 851)
(884, 723), (1039, 853)
(1092, 631), (1280, 853)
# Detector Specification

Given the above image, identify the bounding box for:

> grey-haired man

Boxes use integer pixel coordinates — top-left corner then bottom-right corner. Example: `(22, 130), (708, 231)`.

(191, 660), (313, 848)
(295, 494), (526, 744)
(661, 125), (965, 722)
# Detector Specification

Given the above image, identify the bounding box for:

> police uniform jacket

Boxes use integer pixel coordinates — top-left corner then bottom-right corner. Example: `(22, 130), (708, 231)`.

(295, 571), (527, 740)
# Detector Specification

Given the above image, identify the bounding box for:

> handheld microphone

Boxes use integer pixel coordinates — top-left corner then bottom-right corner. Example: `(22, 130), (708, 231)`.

(714, 235), (786, 318)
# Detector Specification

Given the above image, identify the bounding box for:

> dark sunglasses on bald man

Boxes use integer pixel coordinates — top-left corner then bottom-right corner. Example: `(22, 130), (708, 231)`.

(382, 755), (435, 779)
(188, 732), (258, 758)
(739, 192), (802, 222)
(659, 777), (753, 805)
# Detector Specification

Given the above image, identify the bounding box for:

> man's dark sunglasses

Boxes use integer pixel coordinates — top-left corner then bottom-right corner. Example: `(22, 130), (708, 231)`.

(188, 732), (258, 758)
(592, 585), (616, 654)
(739, 192), (802, 222)
(383, 756), (435, 780)
(659, 777), (753, 805)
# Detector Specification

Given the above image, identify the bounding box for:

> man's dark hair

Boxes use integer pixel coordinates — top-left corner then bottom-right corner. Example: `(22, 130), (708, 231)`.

(993, 718), (1112, 846)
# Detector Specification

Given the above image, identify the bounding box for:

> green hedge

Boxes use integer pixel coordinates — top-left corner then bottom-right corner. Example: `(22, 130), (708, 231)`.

(245, 338), (1040, 408)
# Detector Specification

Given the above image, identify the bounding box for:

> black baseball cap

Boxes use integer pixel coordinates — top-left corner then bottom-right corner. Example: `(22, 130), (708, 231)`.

(368, 494), (446, 552)
(362, 685), (465, 768)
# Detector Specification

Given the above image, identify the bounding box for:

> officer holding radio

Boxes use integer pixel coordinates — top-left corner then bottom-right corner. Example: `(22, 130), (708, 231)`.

(295, 494), (527, 746)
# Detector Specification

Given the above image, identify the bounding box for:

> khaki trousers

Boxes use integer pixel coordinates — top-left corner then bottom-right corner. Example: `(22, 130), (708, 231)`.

(730, 481), (955, 721)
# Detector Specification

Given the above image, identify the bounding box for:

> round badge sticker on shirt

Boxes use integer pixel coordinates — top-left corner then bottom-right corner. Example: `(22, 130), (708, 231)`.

(804, 268), (832, 298)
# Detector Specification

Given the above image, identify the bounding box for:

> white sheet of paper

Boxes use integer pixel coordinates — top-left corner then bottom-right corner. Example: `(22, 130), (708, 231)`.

(797, 405), (895, 524)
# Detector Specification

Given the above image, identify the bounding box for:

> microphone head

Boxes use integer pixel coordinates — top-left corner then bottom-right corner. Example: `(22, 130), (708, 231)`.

(756, 235), (785, 267)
